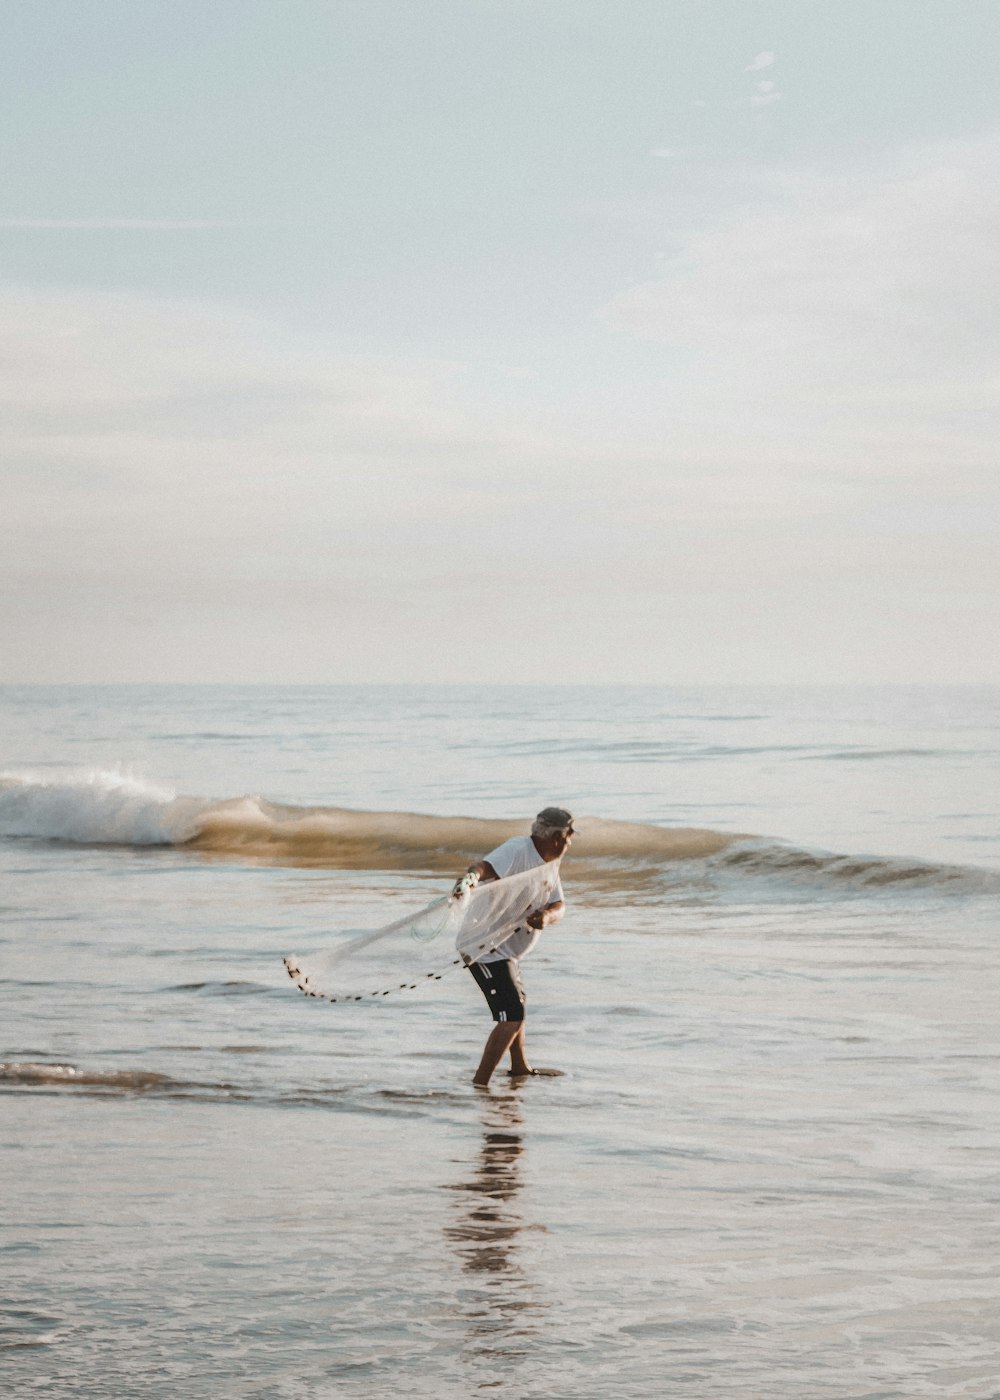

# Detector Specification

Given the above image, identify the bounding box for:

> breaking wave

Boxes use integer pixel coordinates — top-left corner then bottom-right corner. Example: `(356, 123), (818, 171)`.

(0, 768), (734, 866)
(1, 768), (997, 898)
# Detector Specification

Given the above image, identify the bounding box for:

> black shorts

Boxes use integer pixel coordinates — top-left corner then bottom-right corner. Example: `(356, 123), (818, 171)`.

(468, 958), (525, 1023)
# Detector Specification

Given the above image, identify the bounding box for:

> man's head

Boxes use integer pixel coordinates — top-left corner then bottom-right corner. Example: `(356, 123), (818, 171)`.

(531, 806), (575, 861)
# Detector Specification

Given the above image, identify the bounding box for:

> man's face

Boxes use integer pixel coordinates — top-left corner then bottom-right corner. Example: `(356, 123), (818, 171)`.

(541, 825), (574, 860)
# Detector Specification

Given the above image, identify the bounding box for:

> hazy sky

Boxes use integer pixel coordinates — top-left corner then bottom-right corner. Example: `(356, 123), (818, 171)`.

(2, 0), (998, 683)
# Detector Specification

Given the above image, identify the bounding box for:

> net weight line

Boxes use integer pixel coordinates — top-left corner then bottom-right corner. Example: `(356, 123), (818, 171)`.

(283, 930), (513, 1004)
(284, 956), (459, 1002)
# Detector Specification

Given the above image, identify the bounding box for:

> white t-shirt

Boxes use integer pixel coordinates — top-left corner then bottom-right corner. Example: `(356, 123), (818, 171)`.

(478, 836), (564, 964)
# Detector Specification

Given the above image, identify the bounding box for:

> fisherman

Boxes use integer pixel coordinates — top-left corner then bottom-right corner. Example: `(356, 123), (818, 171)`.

(453, 806), (574, 1087)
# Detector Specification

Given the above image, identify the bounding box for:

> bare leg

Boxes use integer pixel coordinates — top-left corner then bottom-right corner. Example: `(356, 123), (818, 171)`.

(473, 1021), (522, 1087)
(507, 1023), (533, 1076)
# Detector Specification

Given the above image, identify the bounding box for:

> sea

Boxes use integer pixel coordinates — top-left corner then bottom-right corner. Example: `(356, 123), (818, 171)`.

(1, 683), (998, 1400)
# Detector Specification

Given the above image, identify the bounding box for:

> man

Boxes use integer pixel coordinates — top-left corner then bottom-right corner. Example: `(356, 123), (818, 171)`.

(453, 806), (574, 1087)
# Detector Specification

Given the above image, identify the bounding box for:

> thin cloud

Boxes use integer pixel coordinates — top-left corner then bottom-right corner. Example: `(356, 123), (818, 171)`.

(0, 218), (232, 230)
(751, 81), (782, 108)
(601, 136), (1000, 401)
(744, 52), (775, 72)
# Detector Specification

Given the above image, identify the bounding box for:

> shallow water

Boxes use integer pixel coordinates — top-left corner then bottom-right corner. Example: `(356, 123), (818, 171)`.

(2, 685), (999, 1397)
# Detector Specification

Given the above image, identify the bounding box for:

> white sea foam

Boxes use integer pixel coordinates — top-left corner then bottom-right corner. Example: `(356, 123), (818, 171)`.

(0, 768), (201, 846)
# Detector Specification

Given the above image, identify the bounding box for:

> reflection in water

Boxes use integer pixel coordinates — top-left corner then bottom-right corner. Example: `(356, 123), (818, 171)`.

(444, 1088), (546, 1380)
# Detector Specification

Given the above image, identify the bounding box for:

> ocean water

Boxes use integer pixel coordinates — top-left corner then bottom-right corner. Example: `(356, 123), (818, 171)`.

(1, 684), (998, 1400)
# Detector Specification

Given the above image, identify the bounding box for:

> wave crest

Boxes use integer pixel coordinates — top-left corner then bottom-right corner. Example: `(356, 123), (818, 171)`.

(1, 768), (996, 897)
(0, 769), (202, 845)
(192, 802), (736, 870)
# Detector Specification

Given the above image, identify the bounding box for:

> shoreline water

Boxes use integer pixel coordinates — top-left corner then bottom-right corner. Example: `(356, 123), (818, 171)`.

(3, 685), (999, 1397)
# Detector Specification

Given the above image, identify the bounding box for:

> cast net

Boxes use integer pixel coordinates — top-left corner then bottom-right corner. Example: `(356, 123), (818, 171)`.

(283, 861), (561, 1002)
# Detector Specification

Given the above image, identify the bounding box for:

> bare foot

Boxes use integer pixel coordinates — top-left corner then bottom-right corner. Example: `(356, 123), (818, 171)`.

(508, 1067), (563, 1078)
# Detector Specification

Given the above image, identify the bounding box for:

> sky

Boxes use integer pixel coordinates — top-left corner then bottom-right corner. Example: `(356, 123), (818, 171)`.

(2, 0), (998, 684)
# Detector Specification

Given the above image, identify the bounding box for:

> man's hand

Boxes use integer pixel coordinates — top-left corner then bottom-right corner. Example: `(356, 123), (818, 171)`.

(526, 900), (565, 930)
(452, 871), (480, 900)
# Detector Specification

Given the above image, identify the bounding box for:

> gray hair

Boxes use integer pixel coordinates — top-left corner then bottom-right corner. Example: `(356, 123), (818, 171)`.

(532, 806), (574, 837)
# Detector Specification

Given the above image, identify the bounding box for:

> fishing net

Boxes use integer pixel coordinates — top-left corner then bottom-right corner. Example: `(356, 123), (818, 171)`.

(283, 861), (561, 1002)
